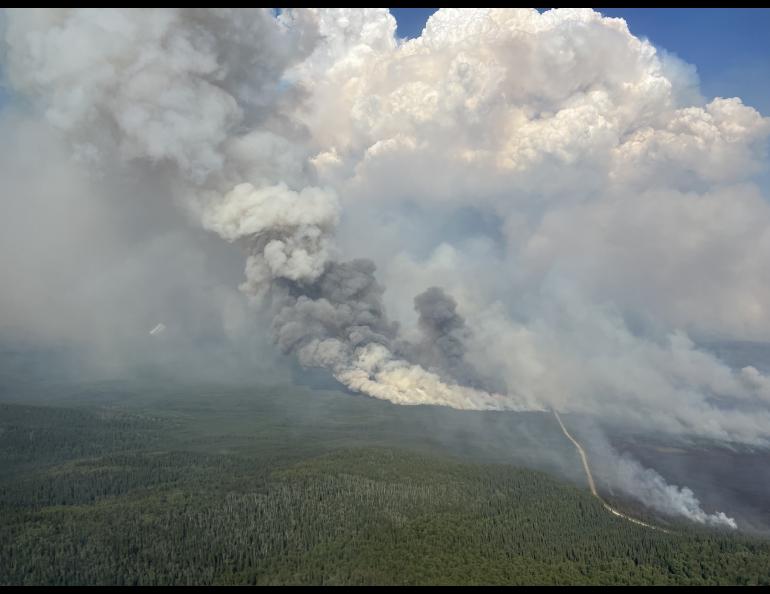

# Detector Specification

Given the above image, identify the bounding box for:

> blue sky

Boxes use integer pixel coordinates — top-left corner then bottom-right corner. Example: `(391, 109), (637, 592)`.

(390, 8), (770, 115)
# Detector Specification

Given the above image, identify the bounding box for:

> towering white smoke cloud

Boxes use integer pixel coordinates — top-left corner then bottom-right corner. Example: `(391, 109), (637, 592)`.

(286, 7), (770, 446)
(3, 8), (770, 526)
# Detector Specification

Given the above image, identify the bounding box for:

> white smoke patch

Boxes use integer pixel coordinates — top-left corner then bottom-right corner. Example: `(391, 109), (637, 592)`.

(738, 365), (770, 403)
(572, 419), (739, 529)
(202, 181), (340, 294)
(611, 453), (737, 529)
(468, 295), (770, 446)
(518, 184), (770, 338)
(333, 342), (523, 411)
(298, 8), (767, 210)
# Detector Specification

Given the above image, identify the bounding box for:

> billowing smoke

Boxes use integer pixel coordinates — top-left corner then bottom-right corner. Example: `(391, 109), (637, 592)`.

(1, 8), (531, 412)
(612, 453), (737, 529)
(576, 422), (738, 529)
(270, 262), (522, 409)
(404, 286), (497, 392)
(202, 182), (340, 296)
(3, 8), (770, 527)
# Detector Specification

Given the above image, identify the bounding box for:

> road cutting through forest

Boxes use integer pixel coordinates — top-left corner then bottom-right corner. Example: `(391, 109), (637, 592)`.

(553, 410), (671, 534)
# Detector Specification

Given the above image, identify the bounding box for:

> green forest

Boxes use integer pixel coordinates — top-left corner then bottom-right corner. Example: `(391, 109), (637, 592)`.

(1, 382), (769, 586)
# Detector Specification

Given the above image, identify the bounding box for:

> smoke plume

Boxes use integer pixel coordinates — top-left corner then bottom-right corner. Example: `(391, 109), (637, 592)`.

(3, 8), (770, 526)
(1, 8), (531, 411)
(576, 422), (739, 529)
(402, 286), (496, 392)
(612, 453), (737, 529)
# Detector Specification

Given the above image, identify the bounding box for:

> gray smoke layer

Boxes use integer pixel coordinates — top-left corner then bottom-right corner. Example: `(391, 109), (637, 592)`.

(406, 287), (496, 391)
(273, 259), (397, 369)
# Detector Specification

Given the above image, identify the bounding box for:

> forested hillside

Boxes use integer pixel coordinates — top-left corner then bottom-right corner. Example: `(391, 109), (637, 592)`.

(1, 395), (769, 586)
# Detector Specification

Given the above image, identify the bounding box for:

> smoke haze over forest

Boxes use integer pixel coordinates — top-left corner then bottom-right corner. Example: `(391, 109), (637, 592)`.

(2, 8), (770, 530)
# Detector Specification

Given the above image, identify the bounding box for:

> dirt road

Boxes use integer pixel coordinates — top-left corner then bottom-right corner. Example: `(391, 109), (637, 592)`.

(553, 410), (669, 533)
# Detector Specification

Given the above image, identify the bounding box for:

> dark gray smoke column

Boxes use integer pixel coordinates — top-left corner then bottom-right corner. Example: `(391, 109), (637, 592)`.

(272, 259), (398, 363)
(268, 258), (519, 409)
(411, 286), (496, 391)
